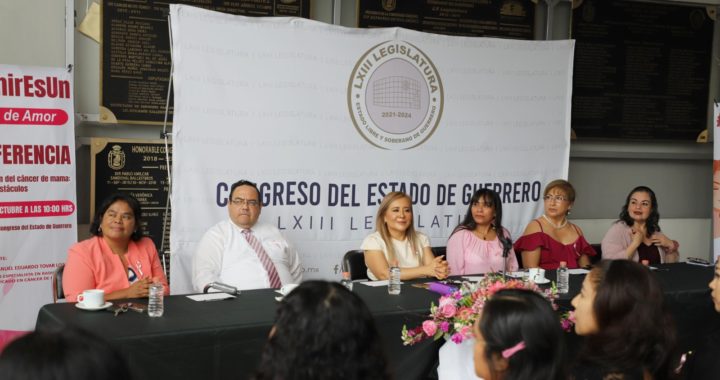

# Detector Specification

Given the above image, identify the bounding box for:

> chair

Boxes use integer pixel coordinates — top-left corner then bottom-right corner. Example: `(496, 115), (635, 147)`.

(515, 249), (524, 269)
(590, 244), (602, 265)
(52, 263), (65, 303)
(430, 246), (446, 258)
(343, 250), (368, 281)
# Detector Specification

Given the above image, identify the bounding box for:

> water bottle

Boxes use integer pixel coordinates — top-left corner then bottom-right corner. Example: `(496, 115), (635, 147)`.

(557, 261), (569, 294)
(388, 266), (401, 295)
(148, 282), (164, 317)
(340, 271), (353, 291)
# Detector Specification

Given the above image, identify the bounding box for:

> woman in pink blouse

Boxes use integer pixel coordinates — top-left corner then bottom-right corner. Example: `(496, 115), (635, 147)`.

(447, 189), (518, 275)
(601, 186), (679, 264)
(63, 193), (169, 302)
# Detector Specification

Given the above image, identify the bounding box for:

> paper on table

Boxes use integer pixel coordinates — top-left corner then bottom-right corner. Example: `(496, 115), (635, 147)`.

(462, 276), (484, 282)
(567, 269), (590, 275)
(360, 280), (404, 287)
(686, 261), (714, 267)
(187, 293), (236, 301)
(507, 272), (526, 279)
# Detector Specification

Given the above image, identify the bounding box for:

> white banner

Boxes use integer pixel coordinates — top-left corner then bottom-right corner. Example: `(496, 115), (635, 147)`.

(169, 5), (574, 294)
(0, 65), (77, 334)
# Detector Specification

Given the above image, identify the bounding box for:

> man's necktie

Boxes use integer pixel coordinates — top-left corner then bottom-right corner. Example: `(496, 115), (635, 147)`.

(242, 229), (282, 288)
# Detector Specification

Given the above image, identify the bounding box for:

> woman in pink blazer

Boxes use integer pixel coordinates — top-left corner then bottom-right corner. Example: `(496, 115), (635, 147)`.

(63, 193), (168, 302)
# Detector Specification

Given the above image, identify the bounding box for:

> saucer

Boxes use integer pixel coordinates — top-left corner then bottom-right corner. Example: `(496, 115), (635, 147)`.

(532, 278), (550, 285)
(75, 301), (112, 311)
(279, 283), (298, 296)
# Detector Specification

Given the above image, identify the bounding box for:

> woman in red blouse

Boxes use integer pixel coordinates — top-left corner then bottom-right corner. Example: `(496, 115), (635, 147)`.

(513, 179), (596, 269)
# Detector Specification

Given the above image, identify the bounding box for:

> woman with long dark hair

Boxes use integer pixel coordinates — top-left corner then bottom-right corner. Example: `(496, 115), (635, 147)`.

(601, 186), (679, 264)
(447, 189), (518, 274)
(571, 260), (677, 379)
(473, 289), (567, 380)
(252, 281), (391, 380)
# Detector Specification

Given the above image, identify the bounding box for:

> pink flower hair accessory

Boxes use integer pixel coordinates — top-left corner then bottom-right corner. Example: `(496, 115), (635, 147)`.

(501, 341), (526, 359)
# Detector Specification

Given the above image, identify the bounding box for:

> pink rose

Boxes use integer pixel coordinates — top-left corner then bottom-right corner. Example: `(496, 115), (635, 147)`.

(459, 325), (472, 338)
(438, 296), (455, 307)
(422, 320), (437, 336)
(438, 303), (457, 318)
(567, 310), (576, 323)
(456, 307), (473, 321)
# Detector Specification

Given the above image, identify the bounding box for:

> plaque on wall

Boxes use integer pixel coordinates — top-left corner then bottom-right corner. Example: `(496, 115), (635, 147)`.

(101, 0), (310, 124)
(357, 0), (535, 39)
(90, 138), (172, 258)
(571, 0), (714, 140)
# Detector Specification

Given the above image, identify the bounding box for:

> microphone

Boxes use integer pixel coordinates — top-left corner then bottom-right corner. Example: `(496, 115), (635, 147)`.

(203, 282), (240, 295)
(498, 232), (512, 258)
(498, 228), (513, 280)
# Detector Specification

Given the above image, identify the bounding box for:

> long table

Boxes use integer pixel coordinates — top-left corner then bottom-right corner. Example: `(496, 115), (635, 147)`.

(36, 279), (443, 380)
(36, 263), (719, 380)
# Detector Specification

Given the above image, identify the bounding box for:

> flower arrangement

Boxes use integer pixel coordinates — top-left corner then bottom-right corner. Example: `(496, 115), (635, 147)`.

(401, 274), (574, 346)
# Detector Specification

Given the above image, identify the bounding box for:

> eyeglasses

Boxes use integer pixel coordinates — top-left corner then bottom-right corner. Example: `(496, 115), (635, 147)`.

(629, 200), (651, 208)
(543, 195), (568, 203)
(230, 198), (260, 207)
(105, 211), (134, 221)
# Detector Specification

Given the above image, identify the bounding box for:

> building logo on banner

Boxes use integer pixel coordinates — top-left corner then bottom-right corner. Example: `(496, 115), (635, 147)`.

(108, 145), (126, 170)
(381, 0), (397, 12)
(348, 40), (444, 150)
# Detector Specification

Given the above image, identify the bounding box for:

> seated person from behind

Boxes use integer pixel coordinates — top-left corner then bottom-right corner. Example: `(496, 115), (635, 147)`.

(0, 327), (132, 380)
(362, 191), (449, 280)
(63, 193), (169, 301)
(192, 179), (302, 291)
(251, 281), (391, 380)
(473, 289), (566, 380)
(514, 179), (596, 269)
(571, 260), (677, 379)
(681, 258), (720, 379)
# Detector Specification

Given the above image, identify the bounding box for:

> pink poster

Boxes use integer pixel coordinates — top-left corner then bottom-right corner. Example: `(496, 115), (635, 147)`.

(0, 65), (77, 349)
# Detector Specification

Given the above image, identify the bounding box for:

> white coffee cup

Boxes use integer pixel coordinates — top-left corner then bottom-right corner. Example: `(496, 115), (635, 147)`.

(280, 283), (298, 296)
(77, 289), (104, 307)
(528, 268), (546, 282)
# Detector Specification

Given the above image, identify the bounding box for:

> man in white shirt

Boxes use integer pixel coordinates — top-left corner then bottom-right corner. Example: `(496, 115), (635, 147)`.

(192, 180), (302, 291)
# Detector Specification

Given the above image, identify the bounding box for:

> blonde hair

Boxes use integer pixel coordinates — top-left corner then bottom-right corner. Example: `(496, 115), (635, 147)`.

(375, 192), (422, 265)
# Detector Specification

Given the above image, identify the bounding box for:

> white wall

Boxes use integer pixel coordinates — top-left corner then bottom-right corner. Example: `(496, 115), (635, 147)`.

(0, 0), (67, 67)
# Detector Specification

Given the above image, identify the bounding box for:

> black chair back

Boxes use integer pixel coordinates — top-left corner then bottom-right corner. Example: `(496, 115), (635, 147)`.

(52, 263), (65, 303)
(343, 250), (368, 281)
(430, 246), (446, 258)
(590, 244), (602, 265)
